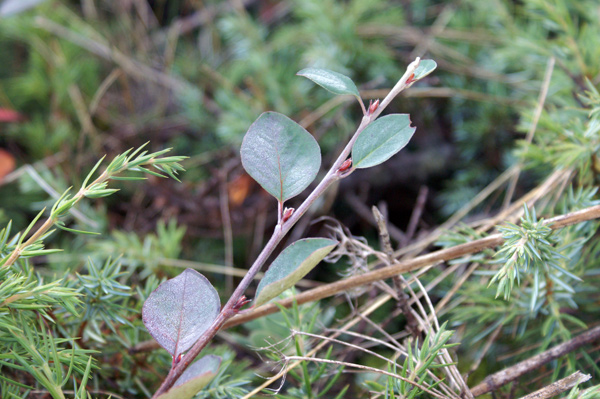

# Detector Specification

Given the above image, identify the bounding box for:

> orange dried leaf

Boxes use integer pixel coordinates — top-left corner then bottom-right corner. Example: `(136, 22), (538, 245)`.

(0, 148), (16, 180)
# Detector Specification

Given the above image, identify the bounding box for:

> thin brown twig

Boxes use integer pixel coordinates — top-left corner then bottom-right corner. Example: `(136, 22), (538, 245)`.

(291, 330), (402, 372)
(89, 68), (123, 115)
(327, 321), (405, 355)
(470, 325), (600, 396)
(249, 203), (269, 265)
(434, 262), (479, 314)
(345, 193), (405, 243)
(299, 95), (349, 129)
(227, 204), (600, 328)
(219, 168), (235, 295)
(503, 57), (555, 208)
(35, 17), (193, 94)
(151, 0), (256, 41)
(357, 25), (502, 45)
(410, 5), (455, 59)
(388, 164), (520, 264)
(405, 185), (429, 244)
(363, 87), (527, 106)
(468, 323), (503, 377)
(373, 206), (421, 337)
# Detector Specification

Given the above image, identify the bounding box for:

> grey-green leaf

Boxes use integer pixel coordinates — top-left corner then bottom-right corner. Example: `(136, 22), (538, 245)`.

(142, 269), (220, 357)
(241, 112), (321, 203)
(352, 114), (416, 169)
(297, 68), (361, 98)
(413, 59), (437, 80)
(156, 355), (221, 399)
(254, 238), (338, 307)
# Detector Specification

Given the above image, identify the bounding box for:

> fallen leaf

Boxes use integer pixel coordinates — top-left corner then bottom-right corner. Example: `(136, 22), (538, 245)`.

(228, 173), (254, 207)
(0, 148), (16, 181)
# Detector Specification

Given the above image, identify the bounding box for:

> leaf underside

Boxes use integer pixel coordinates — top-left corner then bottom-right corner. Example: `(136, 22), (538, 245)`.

(297, 67), (361, 98)
(413, 59), (437, 80)
(142, 269), (220, 357)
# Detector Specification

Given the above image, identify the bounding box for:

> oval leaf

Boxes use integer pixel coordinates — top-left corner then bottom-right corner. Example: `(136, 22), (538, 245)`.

(254, 238), (337, 307)
(297, 68), (360, 98)
(413, 59), (437, 80)
(142, 269), (220, 357)
(156, 355), (221, 399)
(241, 112), (321, 202)
(352, 114), (416, 169)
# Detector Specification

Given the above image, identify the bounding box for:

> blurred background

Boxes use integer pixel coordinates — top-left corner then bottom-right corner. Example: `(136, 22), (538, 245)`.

(1, 0), (599, 396)
(0, 0), (548, 269)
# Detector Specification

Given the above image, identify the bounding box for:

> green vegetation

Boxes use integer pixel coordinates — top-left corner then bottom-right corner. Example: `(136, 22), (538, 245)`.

(1, 0), (600, 398)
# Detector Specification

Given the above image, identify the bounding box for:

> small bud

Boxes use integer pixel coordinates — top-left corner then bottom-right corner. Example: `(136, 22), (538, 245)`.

(338, 158), (352, 172)
(282, 207), (295, 223)
(233, 295), (252, 311)
(406, 73), (416, 84)
(173, 353), (184, 365)
(368, 99), (379, 115)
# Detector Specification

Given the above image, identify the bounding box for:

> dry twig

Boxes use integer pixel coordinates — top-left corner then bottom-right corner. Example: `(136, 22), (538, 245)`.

(516, 371), (590, 399)
(471, 325), (600, 396)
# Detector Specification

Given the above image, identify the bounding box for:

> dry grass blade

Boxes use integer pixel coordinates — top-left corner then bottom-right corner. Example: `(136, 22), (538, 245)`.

(241, 293), (394, 398)
(502, 57), (555, 208)
(282, 356), (450, 399)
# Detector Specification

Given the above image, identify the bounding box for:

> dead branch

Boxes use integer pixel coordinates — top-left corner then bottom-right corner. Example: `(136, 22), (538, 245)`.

(516, 371), (590, 399)
(471, 326), (600, 396)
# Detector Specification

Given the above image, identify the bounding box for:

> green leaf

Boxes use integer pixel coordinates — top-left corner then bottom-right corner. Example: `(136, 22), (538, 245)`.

(352, 114), (416, 169)
(297, 68), (361, 98)
(156, 355), (221, 399)
(84, 188), (120, 198)
(254, 238), (337, 307)
(55, 222), (99, 235)
(413, 59), (437, 80)
(21, 249), (63, 257)
(142, 269), (220, 357)
(364, 380), (386, 392)
(241, 112), (321, 203)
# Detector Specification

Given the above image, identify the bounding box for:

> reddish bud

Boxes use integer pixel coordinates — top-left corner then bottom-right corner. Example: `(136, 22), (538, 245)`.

(173, 353), (184, 366)
(233, 295), (252, 311)
(282, 207), (295, 223)
(368, 99), (379, 115)
(338, 159), (352, 172)
(406, 73), (416, 84)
